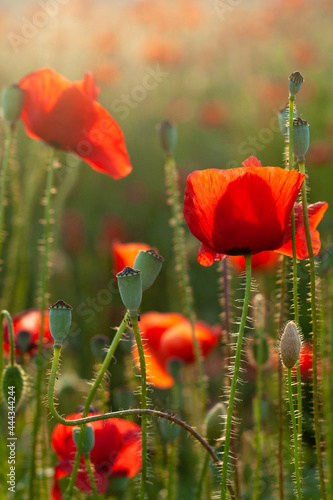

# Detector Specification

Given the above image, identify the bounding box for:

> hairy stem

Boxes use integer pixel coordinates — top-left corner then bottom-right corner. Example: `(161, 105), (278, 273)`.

(287, 368), (302, 499)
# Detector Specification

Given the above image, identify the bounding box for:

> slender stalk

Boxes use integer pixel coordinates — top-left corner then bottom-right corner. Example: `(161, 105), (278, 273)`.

(167, 441), (177, 500)
(221, 254), (252, 499)
(196, 452), (210, 500)
(48, 347), (236, 500)
(131, 314), (148, 500)
(63, 312), (129, 500)
(0, 310), (15, 404)
(83, 454), (99, 500)
(164, 156), (206, 412)
(287, 369), (302, 498)
(253, 296), (264, 500)
(29, 150), (55, 500)
(0, 126), (13, 264)
(298, 159), (326, 499)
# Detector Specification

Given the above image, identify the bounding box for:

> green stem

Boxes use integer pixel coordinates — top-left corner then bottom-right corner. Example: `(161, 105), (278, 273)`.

(83, 454), (99, 500)
(278, 255), (287, 500)
(0, 126), (14, 264)
(196, 452), (210, 500)
(29, 150), (55, 500)
(131, 314), (148, 500)
(253, 296), (263, 500)
(165, 156), (206, 413)
(287, 369), (302, 499)
(298, 160), (326, 499)
(167, 441), (177, 500)
(221, 254), (252, 499)
(63, 312), (129, 500)
(48, 347), (236, 499)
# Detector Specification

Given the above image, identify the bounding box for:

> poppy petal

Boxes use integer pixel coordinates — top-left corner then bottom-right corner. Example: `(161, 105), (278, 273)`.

(197, 243), (226, 266)
(242, 156), (262, 168)
(132, 343), (174, 389)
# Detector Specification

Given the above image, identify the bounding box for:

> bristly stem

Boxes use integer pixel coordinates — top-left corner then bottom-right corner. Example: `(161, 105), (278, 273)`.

(253, 295), (264, 500)
(83, 454), (99, 500)
(0, 126), (14, 268)
(221, 254), (252, 499)
(287, 368), (302, 499)
(131, 314), (148, 500)
(164, 155), (207, 413)
(63, 312), (129, 500)
(298, 159), (326, 500)
(29, 149), (56, 500)
(48, 346), (236, 499)
(288, 97), (303, 482)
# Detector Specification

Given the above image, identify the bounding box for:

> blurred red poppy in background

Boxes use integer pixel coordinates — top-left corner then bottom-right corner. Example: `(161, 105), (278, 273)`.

(229, 251), (281, 273)
(18, 68), (132, 179)
(184, 156), (305, 261)
(2, 309), (52, 356)
(292, 342), (314, 381)
(133, 312), (221, 389)
(111, 241), (151, 276)
(51, 413), (141, 499)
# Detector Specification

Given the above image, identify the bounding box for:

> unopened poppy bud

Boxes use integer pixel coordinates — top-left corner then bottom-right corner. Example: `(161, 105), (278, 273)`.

(278, 103), (297, 139)
(16, 329), (32, 353)
(158, 120), (177, 157)
(134, 249), (164, 292)
(2, 365), (24, 407)
(280, 321), (301, 368)
(159, 418), (181, 442)
(293, 117), (310, 161)
(1, 85), (25, 125)
(205, 402), (227, 446)
(49, 300), (72, 346)
(116, 267), (142, 315)
(73, 425), (95, 455)
(289, 71), (304, 98)
(90, 334), (109, 361)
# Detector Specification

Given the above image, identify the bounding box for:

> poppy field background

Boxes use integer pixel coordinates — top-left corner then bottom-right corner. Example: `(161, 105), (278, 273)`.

(0, 0), (333, 499)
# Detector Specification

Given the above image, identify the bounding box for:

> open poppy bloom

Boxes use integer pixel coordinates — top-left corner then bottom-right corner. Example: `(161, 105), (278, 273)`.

(2, 309), (52, 356)
(183, 156), (306, 265)
(51, 414), (141, 499)
(18, 68), (132, 179)
(133, 312), (221, 389)
(111, 241), (151, 276)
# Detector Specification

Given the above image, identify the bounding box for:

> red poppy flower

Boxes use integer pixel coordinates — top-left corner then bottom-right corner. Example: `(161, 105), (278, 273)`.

(292, 343), (313, 381)
(18, 68), (132, 179)
(2, 309), (52, 356)
(183, 157), (305, 261)
(111, 241), (151, 276)
(229, 251), (281, 273)
(51, 413), (141, 499)
(132, 312), (221, 389)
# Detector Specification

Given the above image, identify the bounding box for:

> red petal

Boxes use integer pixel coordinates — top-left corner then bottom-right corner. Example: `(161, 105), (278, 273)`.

(197, 243), (226, 266)
(75, 72), (100, 100)
(276, 201), (328, 259)
(230, 251), (281, 273)
(111, 241), (151, 276)
(242, 156), (262, 168)
(19, 68), (132, 179)
(184, 166), (304, 256)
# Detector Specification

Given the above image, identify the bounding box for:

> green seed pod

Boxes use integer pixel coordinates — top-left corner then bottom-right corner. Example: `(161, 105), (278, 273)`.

(288, 71), (304, 98)
(16, 329), (32, 353)
(205, 402), (227, 446)
(158, 120), (177, 157)
(49, 300), (72, 346)
(159, 418), (181, 442)
(116, 267), (142, 315)
(90, 334), (109, 361)
(73, 425), (95, 455)
(280, 321), (301, 368)
(2, 365), (24, 407)
(133, 249), (164, 292)
(293, 117), (310, 161)
(278, 103), (297, 139)
(1, 85), (25, 125)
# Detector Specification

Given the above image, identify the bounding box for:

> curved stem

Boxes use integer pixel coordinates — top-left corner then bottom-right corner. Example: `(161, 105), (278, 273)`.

(164, 156), (206, 413)
(63, 312), (129, 500)
(298, 159), (326, 500)
(287, 368), (302, 499)
(48, 346), (236, 499)
(83, 454), (99, 500)
(0, 126), (14, 263)
(29, 150), (55, 500)
(221, 254), (252, 499)
(131, 314), (148, 500)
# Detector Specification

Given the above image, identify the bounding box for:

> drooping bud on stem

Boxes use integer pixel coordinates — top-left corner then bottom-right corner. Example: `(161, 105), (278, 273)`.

(73, 425), (95, 455)
(116, 267), (142, 316)
(288, 71), (304, 99)
(1, 85), (25, 126)
(293, 117), (310, 162)
(49, 300), (72, 346)
(280, 321), (301, 368)
(158, 120), (177, 157)
(134, 249), (164, 292)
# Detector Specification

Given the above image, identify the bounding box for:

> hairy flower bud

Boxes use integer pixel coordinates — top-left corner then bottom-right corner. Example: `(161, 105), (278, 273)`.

(49, 300), (72, 346)
(278, 103), (297, 139)
(280, 321), (301, 368)
(134, 249), (164, 292)
(116, 267), (142, 314)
